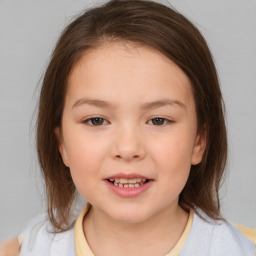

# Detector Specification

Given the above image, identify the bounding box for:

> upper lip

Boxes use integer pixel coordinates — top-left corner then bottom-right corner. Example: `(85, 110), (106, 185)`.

(105, 172), (153, 180)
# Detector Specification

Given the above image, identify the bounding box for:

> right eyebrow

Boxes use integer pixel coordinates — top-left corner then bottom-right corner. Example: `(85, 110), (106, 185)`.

(72, 99), (114, 109)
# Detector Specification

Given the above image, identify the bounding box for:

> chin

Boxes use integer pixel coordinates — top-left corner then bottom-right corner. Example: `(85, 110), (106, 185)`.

(106, 206), (152, 224)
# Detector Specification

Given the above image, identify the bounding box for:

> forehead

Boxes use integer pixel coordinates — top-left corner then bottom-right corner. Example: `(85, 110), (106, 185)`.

(66, 42), (195, 110)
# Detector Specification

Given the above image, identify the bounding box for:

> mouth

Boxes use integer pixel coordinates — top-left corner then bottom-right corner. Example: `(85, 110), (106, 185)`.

(107, 178), (150, 188)
(104, 173), (154, 197)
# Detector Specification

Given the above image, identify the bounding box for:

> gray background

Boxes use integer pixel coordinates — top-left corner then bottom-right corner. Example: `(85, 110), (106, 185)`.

(0, 0), (255, 241)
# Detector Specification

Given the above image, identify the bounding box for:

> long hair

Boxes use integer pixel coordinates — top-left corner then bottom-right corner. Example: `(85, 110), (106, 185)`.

(37, 0), (227, 231)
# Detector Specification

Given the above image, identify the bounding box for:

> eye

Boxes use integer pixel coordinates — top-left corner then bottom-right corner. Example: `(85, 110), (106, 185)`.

(148, 117), (172, 126)
(83, 117), (108, 126)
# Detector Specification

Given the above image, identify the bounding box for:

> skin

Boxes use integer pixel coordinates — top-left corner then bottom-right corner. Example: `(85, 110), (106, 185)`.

(56, 42), (206, 256)
(0, 239), (20, 256)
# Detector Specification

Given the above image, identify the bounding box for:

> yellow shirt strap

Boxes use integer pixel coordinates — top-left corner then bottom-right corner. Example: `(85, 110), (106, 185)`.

(235, 223), (256, 254)
(165, 209), (194, 256)
(75, 203), (94, 256)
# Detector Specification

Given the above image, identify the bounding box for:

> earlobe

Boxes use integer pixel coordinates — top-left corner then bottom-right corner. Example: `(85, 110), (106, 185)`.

(54, 127), (70, 167)
(191, 128), (207, 165)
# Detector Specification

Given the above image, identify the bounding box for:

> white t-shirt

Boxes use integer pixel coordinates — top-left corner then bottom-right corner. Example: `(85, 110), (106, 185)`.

(18, 204), (255, 256)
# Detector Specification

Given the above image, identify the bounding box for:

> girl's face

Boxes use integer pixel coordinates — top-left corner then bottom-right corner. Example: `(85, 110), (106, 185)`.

(56, 42), (206, 223)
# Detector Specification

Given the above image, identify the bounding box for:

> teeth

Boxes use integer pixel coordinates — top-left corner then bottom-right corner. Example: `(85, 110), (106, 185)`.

(112, 181), (147, 188)
(111, 178), (147, 184)
(119, 178), (128, 184)
(128, 179), (137, 184)
(110, 177), (149, 188)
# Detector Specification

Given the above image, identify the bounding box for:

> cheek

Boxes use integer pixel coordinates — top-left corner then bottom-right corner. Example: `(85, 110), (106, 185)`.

(151, 131), (194, 171)
(149, 128), (195, 195)
(151, 138), (191, 200)
(65, 126), (104, 160)
(66, 140), (105, 198)
(64, 130), (108, 182)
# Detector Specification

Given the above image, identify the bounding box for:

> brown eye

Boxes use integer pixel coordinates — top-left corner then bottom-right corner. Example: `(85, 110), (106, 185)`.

(149, 117), (171, 126)
(84, 117), (107, 126)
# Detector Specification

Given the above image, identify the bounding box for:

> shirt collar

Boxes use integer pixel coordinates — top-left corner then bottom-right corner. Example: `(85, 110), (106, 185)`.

(74, 203), (194, 256)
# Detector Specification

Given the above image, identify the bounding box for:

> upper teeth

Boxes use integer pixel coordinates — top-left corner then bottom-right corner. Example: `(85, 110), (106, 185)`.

(109, 178), (146, 184)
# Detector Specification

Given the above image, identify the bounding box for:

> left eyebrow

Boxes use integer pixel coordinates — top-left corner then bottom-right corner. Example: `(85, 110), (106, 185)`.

(72, 98), (186, 110)
(140, 99), (186, 110)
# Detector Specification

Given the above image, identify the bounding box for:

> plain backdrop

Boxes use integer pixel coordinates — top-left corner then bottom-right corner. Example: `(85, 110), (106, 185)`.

(0, 0), (255, 241)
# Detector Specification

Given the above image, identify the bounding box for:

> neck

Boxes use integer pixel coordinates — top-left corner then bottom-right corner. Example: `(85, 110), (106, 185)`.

(83, 204), (189, 256)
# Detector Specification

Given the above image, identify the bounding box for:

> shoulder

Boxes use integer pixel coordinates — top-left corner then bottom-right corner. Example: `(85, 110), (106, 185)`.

(19, 213), (76, 256)
(209, 217), (255, 256)
(181, 209), (255, 256)
(0, 238), (20, 256)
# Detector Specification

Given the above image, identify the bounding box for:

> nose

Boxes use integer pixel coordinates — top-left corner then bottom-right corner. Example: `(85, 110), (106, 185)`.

(111, 125), (146, 162)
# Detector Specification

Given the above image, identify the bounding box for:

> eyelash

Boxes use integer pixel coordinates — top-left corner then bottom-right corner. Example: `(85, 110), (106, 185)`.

(82, 116), (173, 126)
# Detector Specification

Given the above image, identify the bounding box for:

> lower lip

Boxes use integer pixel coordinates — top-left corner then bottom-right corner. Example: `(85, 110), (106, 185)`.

(104, 180), (153, 198)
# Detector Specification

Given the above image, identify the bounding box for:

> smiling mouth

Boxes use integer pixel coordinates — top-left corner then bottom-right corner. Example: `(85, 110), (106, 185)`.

(105, 174), (153, 197)
(107, 178), (150, 188)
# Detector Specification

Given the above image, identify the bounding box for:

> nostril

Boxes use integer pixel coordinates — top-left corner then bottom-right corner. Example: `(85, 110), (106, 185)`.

(115, 154), (139, 159)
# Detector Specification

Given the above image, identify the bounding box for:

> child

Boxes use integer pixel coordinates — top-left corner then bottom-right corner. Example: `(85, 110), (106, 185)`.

(2, 0), (255, 255)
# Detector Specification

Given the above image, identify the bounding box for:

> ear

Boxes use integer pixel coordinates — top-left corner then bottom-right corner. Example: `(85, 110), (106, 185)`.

(191, 127), (207, 165)
(54, 127), (70, 167)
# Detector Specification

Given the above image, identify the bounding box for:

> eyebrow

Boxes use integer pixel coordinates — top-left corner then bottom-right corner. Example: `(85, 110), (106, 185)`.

(72, 98), (186, 110)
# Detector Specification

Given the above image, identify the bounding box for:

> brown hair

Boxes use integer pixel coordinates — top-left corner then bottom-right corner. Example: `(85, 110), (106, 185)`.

(37, 0), (227, 231)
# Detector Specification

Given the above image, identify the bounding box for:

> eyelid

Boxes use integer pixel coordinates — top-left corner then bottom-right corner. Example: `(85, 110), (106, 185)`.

(82, 116), (109, 126)
(147, 117), (174, 126)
